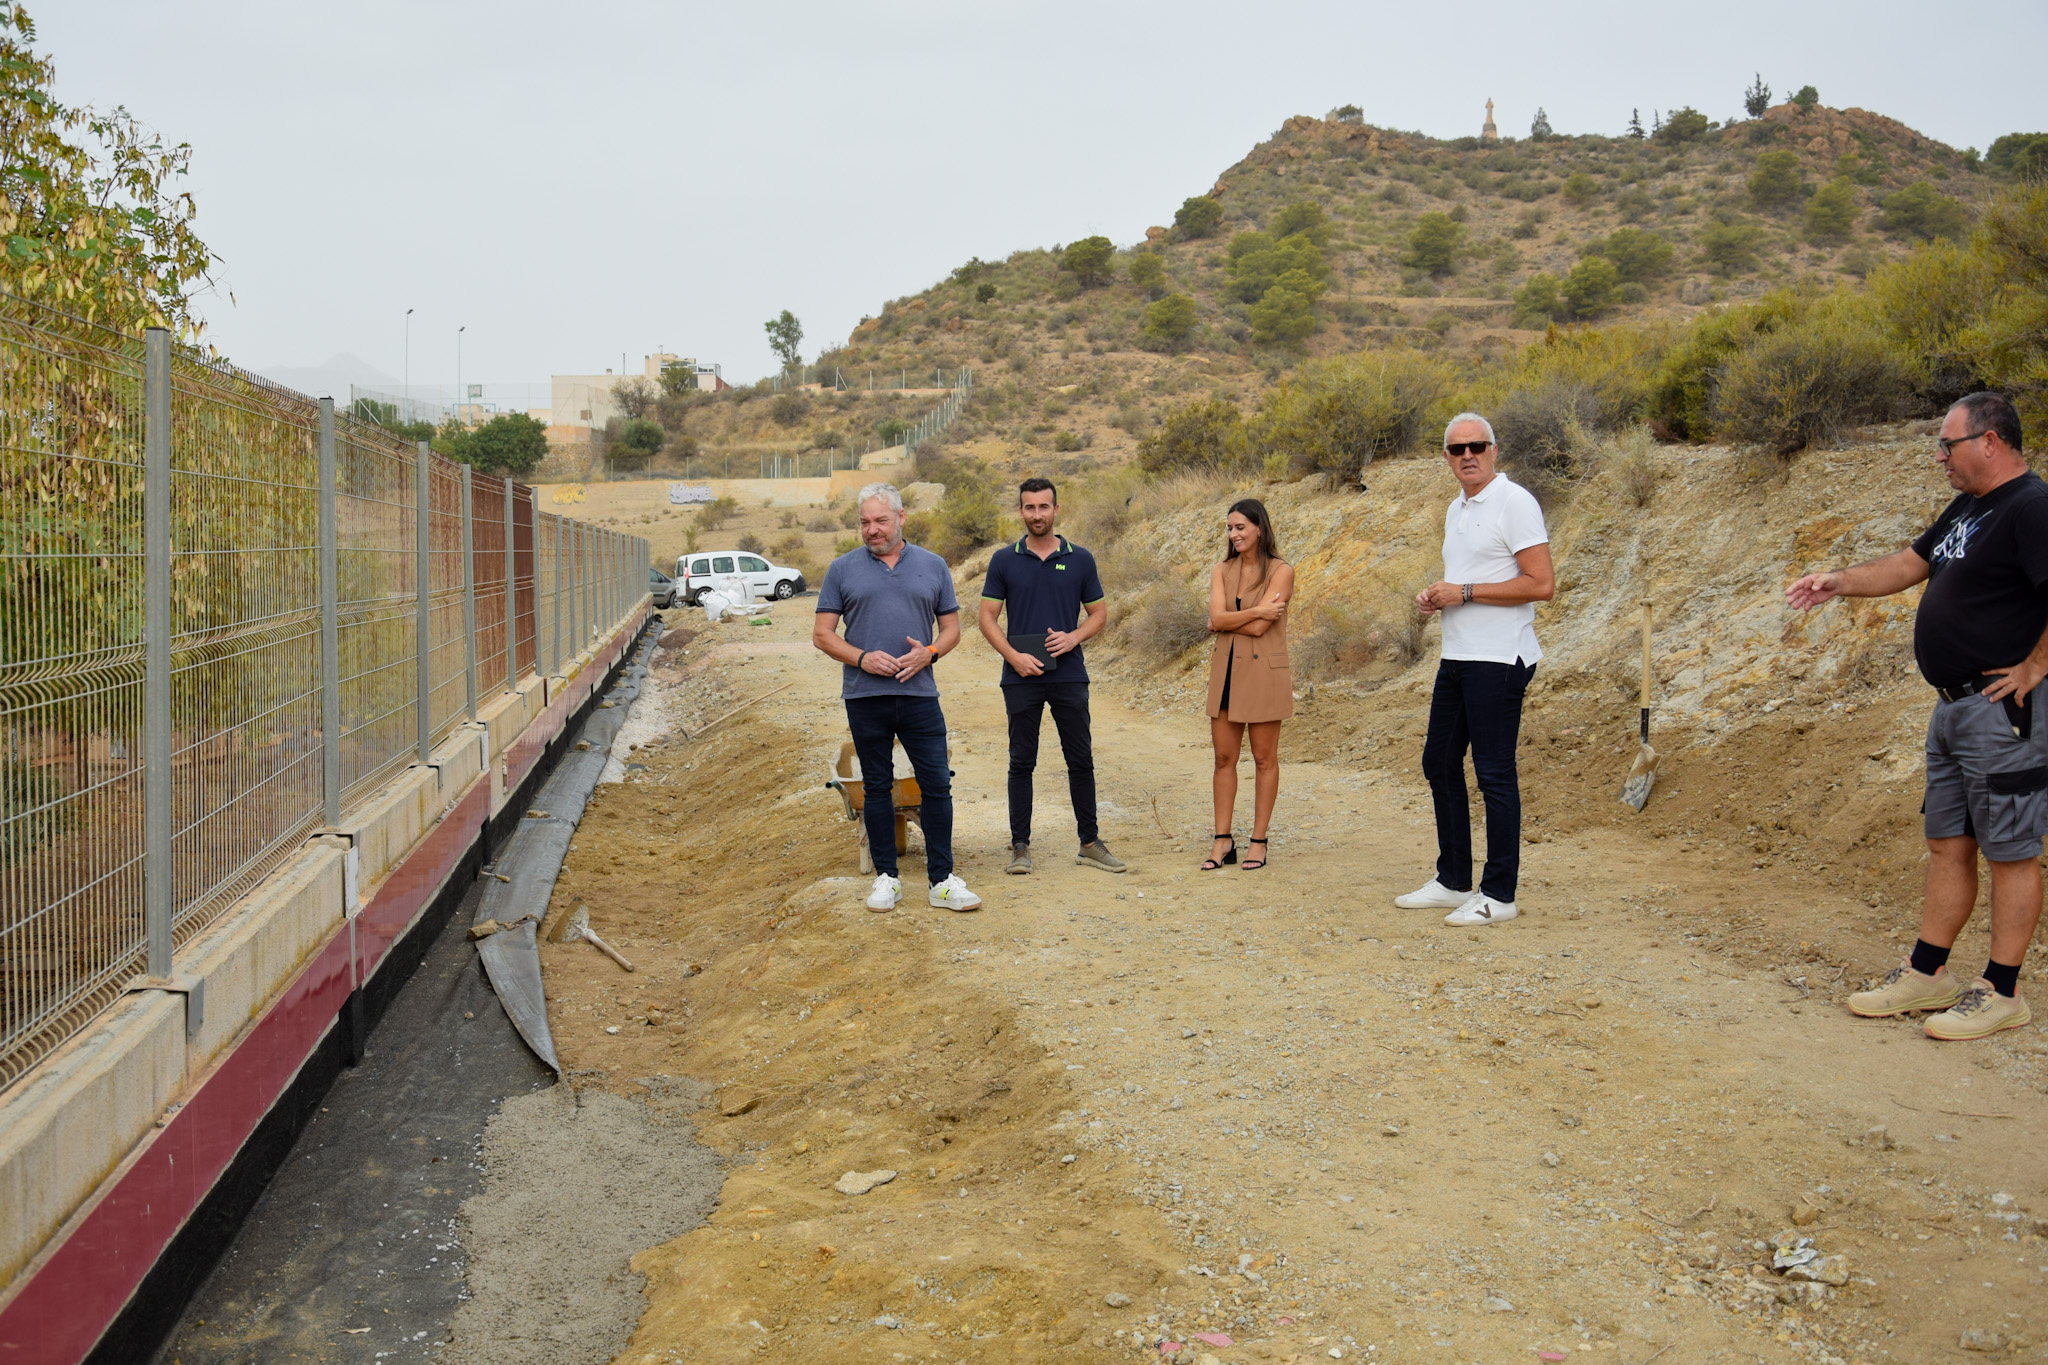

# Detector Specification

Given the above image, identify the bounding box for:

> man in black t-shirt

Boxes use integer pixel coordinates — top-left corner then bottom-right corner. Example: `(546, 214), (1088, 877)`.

(1787, 392), (2045, 1041)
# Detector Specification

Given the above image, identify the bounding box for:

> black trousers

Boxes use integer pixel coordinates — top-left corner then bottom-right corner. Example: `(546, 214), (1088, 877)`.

(1004, 680), (1097, 848)
(1420, 658), (1535, 902)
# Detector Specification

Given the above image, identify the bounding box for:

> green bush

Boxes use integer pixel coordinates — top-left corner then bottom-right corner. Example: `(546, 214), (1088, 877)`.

(1253, 349), (1457, 478)
(1790, 86), (1819, 112)
(1269, 200), (1332, 246)
(1226, 231), (1329, 302)
(770, 391), (810, 426)
(695, 495), (740, 532)
(1249, 284), (1317, 346)
(448, 411), (550, 476)
(1128, 251), (1168, 297)
(1655, 107), (1711, 145)
(1561, 172), (1599, 207)
(1595, 227), (1675, 282)
(612, 416), (664, 457)
(1561, 257), (1620, 318)
(1513, 272), (1562, 327)
(975, 282), (999, 303)
(1867, 238), (1996, 403)
(1747, 150), (1805, 210)
(1405, 213), (1464, 276)
(1648, 291), (1814, 439)
(1137, 397), (1248, 474)
(876, 417), (912, 444)
(1142, 293), (1200, 351)
(1710, 301), (1920, 454)
(1804, 177), (1860, 243)
(1971, 183), (2048, 431)
(1877, 182), (1970, 241)
(1171, 195), (1224, 241)
(1986, 132), (2048, 179)
(1061, 235), (1117, 286)
(1699, 220), (1766, 275)
(902, 450), (1001, 563)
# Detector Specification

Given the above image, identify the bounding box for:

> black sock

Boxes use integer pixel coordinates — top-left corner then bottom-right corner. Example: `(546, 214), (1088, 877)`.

(1983, 959), (2021, 998)
(1909, 939), (1952, 977)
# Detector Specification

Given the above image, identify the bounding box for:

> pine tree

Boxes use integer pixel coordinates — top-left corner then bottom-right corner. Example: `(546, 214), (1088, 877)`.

(1743, 73), (1772, 119)
(1530, 107), (1553, 140)
(1627, 108), (1645, 140)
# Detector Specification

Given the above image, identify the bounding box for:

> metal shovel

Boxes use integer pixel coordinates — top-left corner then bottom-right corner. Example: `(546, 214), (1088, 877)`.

(1620, 599), (1660, 811)
(564, 905), (634, 972)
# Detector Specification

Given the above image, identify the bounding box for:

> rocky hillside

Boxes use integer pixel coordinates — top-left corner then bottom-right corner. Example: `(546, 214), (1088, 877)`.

(797, 100), (2000, 476)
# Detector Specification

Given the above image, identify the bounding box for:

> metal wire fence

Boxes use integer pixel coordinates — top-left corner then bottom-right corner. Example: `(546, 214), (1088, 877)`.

(0, 295), (648, 1092)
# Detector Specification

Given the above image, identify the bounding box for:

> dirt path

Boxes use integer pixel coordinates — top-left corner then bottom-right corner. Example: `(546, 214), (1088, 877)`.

(527, 601), (2047, 1365)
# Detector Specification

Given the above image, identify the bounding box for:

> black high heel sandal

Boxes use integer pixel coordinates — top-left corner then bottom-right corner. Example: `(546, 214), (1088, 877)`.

(1241, 836), (1269, 871)
(1201, 833), (1238, 871)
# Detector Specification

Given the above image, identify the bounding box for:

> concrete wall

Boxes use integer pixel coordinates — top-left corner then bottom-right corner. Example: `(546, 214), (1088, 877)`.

(0, 604), (648, 1341)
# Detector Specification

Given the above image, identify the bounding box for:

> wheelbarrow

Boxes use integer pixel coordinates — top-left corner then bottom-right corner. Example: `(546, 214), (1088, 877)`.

(824, 739), (947, 875)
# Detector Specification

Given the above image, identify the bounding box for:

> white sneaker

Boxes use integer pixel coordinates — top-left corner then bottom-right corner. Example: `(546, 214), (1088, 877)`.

(866, 873), (902, 912)
(1445, 896), (1518, 927)
(1394, 878), (1475, 909)
(928, 874), (982, 912)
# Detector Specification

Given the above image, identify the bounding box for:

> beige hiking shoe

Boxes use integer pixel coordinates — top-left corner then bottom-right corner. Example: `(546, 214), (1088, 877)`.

(1006, 843), (1034, 875)
(1076, 840), (1127, 873)
(1924, 983), (2032, 1041)
(1846, 962), (1964, 1017)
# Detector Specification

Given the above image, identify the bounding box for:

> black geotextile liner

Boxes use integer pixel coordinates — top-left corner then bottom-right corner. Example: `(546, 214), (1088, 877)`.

(472, 623), (657, 1070)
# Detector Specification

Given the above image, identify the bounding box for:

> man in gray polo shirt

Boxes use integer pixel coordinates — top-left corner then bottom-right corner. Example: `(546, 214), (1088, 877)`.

(812, 482), (983, 913)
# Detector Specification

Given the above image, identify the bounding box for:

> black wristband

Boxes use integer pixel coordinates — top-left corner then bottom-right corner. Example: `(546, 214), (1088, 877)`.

(856, 651), (868, 670)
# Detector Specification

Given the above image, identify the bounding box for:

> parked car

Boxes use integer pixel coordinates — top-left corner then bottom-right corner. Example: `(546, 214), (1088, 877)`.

(674, 550), (807, 604)
(648, 566), (677, 609)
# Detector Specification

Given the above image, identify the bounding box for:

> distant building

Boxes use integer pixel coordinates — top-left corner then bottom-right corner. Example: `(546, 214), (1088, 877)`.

(1480, 98), (1499, 144)
(542, 352), (725, 444)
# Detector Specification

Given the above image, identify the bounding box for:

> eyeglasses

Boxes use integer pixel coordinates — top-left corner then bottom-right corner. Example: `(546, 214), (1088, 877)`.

(1445, 441), (1493, 456)
(1937, 430), (1989, 457)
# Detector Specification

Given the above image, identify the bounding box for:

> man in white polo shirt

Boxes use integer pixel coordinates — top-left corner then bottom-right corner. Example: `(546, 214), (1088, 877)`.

(1395, 412), (1556, 926)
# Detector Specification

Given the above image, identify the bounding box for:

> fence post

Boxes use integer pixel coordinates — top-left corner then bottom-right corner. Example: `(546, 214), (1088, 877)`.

(459, 465), (477, 722)
(568, 519), (581, 657)
(143, 327), (173, 980)
(318, 397), (340, 826)
(415, 441), (431, 763)
(503, 479), (517, 692)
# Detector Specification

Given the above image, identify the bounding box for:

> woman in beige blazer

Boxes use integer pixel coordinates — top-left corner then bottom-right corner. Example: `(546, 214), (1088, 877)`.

(1202, 498), (1294, 871)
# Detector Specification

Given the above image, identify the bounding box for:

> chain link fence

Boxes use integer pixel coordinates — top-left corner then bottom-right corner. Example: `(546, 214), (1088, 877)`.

(0, 295), (648, 1092)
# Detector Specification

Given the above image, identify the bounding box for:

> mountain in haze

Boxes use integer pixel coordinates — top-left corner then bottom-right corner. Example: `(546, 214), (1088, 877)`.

(252, 352), (401, 400)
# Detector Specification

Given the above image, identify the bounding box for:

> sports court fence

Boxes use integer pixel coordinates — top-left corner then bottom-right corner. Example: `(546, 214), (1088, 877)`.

(0, 294), (648, 1091)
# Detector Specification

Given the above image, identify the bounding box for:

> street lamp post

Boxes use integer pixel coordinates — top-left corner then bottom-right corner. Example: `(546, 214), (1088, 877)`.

(404, 307), (414, 419)
(457, 325), (466, 428)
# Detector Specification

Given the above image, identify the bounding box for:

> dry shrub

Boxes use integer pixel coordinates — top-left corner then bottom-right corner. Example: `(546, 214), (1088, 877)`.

(1123, 575), (1213, 661)
(1609, 427), (1659, 508)
(1710, 300), (1921, 456)
(1493, 379), (1600, 481)
(1296, 598), (1425, 680)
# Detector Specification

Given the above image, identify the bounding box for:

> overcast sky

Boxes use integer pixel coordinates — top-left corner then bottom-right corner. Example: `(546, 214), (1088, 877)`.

(41, 0), (2047, 389)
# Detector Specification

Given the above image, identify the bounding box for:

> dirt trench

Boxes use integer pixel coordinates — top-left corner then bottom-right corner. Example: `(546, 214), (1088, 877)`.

(511, 593), (2046, 1365)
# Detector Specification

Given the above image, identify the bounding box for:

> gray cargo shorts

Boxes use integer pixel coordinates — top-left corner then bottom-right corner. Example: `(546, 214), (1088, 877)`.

(1923, 679), (2048, 862)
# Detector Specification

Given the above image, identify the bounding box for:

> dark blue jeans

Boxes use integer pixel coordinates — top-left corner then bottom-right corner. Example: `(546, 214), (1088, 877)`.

(1003, 680), (1097, 848)
(1421, 658), (1535, 902)
(845, 694), (952, 884)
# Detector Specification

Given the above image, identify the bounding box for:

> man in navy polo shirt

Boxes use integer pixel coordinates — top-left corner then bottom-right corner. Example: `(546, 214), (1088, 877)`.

(813, 482), (982, 913)
(977, 477), (1125, 876)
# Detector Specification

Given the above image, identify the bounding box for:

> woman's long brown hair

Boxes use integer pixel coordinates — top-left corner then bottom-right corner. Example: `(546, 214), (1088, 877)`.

(1223, 497), (1280, 563)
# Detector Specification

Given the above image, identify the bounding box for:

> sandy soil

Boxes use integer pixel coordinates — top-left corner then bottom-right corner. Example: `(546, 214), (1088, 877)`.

(522, 594), (2047, 1365)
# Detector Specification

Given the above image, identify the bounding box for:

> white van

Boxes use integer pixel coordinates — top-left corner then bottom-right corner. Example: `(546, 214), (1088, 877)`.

(675, 550), (807, 605)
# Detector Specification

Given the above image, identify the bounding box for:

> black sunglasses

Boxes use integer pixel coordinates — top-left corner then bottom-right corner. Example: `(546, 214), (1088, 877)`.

(1936, 430), (1989, 457)
(1445, 441), (1493, 456)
